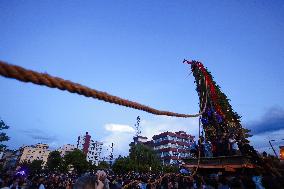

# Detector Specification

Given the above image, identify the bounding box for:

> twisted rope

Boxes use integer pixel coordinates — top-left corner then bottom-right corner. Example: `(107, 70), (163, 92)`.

(0, 60), (205, 118)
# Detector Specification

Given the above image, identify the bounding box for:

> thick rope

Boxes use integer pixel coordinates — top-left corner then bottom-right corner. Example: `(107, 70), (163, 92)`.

(0, 60), (205, 118)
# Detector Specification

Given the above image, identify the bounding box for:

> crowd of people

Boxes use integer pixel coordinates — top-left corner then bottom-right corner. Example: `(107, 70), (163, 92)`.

(0, 173), (77, 189)
(119, 171), (283, 189)
(1, 169), (283, 189)
(189, 133), (239, 158)
(0, 133), (282, 189)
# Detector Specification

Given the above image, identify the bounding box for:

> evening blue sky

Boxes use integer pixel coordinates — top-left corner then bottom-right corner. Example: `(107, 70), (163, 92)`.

(0, 0), (284, 156)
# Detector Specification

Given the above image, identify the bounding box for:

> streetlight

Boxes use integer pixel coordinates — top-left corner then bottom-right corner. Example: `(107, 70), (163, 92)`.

(269, 140), (277, 158)
(269, 139), (284, 158)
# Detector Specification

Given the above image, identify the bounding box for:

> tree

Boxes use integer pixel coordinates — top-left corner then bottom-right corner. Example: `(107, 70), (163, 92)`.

(30, 160), (43, 175)
(19, 160), (43, 176)
(262, 151), (268, 158)
(46, 151), (62, 172)
(98, 161), (110, 170)
(0, 119), (10, 150)
(112, 145), (163, 174)
(89, 163), (98, 172)
(64, 149), (89, 174)
(129, 144), (161, 173)
(0, 163), (3, 173)
(112, 156), (133, 174)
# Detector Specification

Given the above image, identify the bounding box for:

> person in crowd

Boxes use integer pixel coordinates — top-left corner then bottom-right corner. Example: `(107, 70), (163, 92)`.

(190, 140), (198, 158)
(198, 136), (205, 157)
(74, 174), (104, 189)
(0, 176), (10, 189)
(204, 140), (213, 157)
(202, 176), (215, 189)
(137, 177), (147, 189)
(8, 178), (19, 189)
(217, 134), (224, 156)
(211, 140), (217, 157)
(193, 175), (203, 189)
(228, 177), (242, 189)
(252, 175), (265, 189)
(240, 176), (256, 189)
(217, 175), (229, 189)
(96, 170), (110, 189)
(228, 134), (238, 156)
(38, 177), (46, 189)
(222, 133), (230, 156)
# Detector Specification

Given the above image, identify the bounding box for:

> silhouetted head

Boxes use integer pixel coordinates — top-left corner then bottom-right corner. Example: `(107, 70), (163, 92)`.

(73, 174), (103, 189)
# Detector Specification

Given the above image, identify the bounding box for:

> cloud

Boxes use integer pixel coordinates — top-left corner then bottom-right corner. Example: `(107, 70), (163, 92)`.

(105, 124), (135, 133)
(102, 123), (135, 157)
(141, 116), (199, 140)
(246, 107), (284, 134)
(243, 107), (284, 155)
(103, 131), (134, 157)
(21, 128), (57, 143)
(249, 129), (284, 156)
(101, 116), (199, 157)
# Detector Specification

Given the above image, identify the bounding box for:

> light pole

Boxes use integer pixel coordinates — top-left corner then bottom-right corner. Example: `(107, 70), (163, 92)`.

(269, 139), (284, 158)
(269, 140), (278, 158)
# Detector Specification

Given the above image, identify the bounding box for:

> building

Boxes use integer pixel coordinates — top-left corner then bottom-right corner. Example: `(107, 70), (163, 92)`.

(77, 132), (91, 155)
(105, 143), (114, 165)
(77, 132), (103, 166)
(128, 131), (195, 165)
(87, 141), (103, 166)
(58, 144), (75, 157)
(19, 143), (51, 165)
(129, 136), (149, 148)
(152, 131), (195, 165)
(129, 135), (153, 154)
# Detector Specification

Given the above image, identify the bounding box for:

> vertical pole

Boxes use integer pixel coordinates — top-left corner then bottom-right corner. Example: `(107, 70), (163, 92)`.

(269, 140), (278, 158)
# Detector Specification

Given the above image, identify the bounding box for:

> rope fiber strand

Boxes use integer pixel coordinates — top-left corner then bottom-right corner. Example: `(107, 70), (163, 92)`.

(0, 60), (203, 118)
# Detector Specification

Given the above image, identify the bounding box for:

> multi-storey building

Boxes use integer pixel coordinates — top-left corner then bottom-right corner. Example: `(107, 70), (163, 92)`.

(19, 143), (50, 165)
(152, 131), (195, 165)
(87, 140), (103, 166)
(58, 144), (75, 157)
(77, 132), (103, 166)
